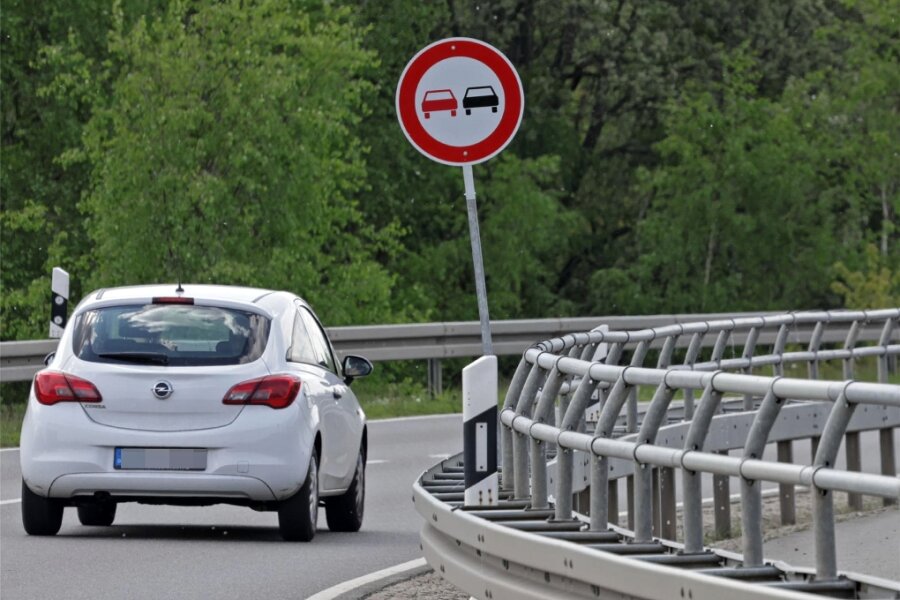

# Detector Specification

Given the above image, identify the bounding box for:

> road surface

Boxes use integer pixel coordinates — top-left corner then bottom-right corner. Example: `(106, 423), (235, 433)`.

(0, 414), (462, 600)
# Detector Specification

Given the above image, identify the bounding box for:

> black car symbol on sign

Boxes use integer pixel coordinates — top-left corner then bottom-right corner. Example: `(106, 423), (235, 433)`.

(463, 86), (499, 115)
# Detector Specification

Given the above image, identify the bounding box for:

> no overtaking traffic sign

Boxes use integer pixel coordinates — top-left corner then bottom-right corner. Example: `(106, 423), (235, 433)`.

(396, 38), (524, 166)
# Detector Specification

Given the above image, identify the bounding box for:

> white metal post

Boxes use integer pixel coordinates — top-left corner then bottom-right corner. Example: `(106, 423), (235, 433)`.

(463, 355), (498, 506)
(49, 267), (70, 338)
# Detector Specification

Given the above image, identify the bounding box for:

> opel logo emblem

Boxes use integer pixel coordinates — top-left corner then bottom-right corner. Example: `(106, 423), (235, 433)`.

(152, 380), (173, 399)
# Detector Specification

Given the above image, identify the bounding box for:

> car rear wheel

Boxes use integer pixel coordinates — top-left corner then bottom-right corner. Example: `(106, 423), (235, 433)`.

(325, 448), (365, 532)
(278, 449), (318, 542)
(21, 480), (63, 536)
(77, 503), (117, 526)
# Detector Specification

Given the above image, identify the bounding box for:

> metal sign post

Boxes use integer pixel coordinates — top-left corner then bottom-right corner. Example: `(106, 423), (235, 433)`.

(397, 37), (524, 506)
(462, 165), (492, 355)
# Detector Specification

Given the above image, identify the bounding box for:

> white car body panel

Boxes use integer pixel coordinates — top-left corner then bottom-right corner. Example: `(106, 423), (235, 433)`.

(20, 284), (367, 506)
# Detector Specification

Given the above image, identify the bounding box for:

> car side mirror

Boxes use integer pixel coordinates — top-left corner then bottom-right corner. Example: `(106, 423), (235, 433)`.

(43, 352), (56, 366)
(342, 355), (373, 385)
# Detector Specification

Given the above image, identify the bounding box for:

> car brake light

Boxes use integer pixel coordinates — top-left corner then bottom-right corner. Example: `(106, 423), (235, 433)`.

(34, 371), (103, 405)
(223, 375), (301, 409)
(152, 296), (194, 304)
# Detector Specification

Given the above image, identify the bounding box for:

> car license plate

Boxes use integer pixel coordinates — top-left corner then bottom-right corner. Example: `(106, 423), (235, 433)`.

(114, 448), (207, 471)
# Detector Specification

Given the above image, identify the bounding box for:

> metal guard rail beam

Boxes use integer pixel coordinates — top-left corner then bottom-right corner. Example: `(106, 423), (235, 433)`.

(2, 310), (895, 382)
(417, 309), (900, 599)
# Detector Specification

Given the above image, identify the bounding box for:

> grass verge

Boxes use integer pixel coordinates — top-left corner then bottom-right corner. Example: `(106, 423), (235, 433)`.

(1, 402), (26, 447)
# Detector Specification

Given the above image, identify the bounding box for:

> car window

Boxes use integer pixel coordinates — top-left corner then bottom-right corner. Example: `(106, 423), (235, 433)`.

(300, 308), (336, 373)
(72, 304), (270, 366)
(288, 311), (318, 365)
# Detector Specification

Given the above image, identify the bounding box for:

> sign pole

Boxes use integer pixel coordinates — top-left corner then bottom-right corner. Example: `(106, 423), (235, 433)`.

(462, 164), (493, 356)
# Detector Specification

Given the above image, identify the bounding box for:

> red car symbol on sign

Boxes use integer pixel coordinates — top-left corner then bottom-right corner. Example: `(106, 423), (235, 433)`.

(421, 89), (457, 118)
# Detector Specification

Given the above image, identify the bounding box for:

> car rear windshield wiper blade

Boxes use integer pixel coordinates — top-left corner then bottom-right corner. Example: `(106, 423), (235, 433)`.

(96, 351), (170, 366)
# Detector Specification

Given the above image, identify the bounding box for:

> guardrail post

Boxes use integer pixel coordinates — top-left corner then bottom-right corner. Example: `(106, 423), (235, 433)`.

(513, 363), (547, 499)
(530, 365), (565, 510)
(659, 467), (677, 540)
(591, 373), (632, 531)
(626, 341), (650, 434)
(626, 476), (635, 531)
(807, 321), (826, 380)
(463, 356), (498, 507)
(772, 322), (790, 377)
(713, 460), (731, 540)
(777, 441), (796, 525)
(555, 373), (601, 521)
(682, 382), (723, 553)
(881, 428), (897, 507)
(741, 326), (760, 410)
(427, 359), (443, 397)
(741, 386), (781, 567)
(812, 389), (856, 580)
(501, 359), (531, 492)
(651, 468), (661, 537)
(682, 331), (705, 420)
(634, 381), (676, 543)
(608, 479), (619, 527)
(877, 318), (894, 384)
(845, 431), (863, 510)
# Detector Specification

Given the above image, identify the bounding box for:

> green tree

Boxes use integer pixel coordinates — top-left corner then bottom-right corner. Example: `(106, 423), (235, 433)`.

(69, 0), (397, 325)
(1, 0), (169, 340)
(591, 52), (835, 314)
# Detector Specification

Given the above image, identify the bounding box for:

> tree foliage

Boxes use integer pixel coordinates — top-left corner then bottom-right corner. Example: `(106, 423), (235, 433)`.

(1, 0), (897, 342)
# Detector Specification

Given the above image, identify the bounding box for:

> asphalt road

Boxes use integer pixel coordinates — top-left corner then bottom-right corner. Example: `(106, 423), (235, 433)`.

(1, 418), (894, 599)
(0, 414), (462, 600)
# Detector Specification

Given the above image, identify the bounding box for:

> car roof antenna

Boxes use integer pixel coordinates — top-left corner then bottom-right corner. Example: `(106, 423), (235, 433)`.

(175, 280), (184, 294)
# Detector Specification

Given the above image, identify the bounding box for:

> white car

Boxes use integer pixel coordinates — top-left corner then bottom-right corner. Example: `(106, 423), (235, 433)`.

(20, 284), (372, 542)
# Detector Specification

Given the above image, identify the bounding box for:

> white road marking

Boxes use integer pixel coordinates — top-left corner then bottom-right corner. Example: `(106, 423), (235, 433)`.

(367, 459), (388, 465)
(429, 454), (451, 459)
(0, 447), (20, 453)
(1, 499), (21, 506)
(306, 557), (427, 600)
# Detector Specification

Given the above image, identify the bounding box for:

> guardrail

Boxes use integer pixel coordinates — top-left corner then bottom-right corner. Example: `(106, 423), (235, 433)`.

(414, 309), (900, 599)
(0, 311), (891, 389)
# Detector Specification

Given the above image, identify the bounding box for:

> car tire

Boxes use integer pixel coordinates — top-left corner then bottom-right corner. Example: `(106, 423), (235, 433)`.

(325, 448), (365, 532)
(77, 503), (117, 526)
(278, 449), (318, 542)
(21, 480), (63, 536)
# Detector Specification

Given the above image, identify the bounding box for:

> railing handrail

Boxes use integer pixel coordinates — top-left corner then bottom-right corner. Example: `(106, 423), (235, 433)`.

(417, 309), (900, 599)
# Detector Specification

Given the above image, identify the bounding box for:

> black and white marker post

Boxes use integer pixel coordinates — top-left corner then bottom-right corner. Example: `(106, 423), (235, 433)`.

(49, 267), (70, 338)
(396, 38), (524, 508)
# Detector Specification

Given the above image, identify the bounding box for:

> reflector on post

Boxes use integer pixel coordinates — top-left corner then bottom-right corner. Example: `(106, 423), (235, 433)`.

(49, 267), (69, 339)
(463, 355), (498, 506)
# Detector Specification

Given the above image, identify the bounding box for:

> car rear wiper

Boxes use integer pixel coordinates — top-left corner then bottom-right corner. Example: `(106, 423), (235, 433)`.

(96, 351), (170, 366)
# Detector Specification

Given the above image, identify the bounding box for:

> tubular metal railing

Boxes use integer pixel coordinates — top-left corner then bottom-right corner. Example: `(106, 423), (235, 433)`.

(415, 309), (900, 599)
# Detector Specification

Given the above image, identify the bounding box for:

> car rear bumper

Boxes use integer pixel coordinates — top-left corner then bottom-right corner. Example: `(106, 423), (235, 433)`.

(21, 400), (317, 503)
(46, 472), (277, 501)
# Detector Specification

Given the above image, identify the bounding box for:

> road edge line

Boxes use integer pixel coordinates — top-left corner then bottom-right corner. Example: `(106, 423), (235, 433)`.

(306, 558), (428, 600)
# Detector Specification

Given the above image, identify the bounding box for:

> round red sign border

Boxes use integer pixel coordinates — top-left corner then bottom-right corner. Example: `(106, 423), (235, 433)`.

(396, 38), (524, 166)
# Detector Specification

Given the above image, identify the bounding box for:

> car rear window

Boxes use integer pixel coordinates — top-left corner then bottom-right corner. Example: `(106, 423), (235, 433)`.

(72, 304), (270, 366)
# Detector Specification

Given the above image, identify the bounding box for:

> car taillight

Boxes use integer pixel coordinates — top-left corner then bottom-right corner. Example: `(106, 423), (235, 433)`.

(34, 371), (103, 405)
(222, 375), (301, 409)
